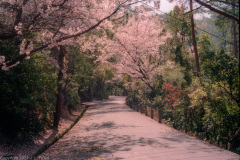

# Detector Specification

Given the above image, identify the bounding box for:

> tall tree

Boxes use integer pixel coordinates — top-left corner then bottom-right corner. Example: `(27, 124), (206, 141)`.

(190, 0), (200, 73)
(167, 0), (200, 73)
(232, 0), (238, 59)
(209, 0), (239, 59)
(53, 45), (66, 130)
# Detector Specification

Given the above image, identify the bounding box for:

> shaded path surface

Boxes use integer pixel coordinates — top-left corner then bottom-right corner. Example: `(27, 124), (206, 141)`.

(41, 96), (240, 160)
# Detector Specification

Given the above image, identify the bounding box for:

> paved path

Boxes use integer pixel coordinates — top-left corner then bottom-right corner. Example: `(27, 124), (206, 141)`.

(40, 96), (240, 160)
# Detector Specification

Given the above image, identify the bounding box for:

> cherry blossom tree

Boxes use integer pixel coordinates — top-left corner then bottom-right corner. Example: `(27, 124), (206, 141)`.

(84, 12), (170, 93)
(0, 0), (161, 70)
(113, 18), (165, 90)
(0, 0), (164, 130)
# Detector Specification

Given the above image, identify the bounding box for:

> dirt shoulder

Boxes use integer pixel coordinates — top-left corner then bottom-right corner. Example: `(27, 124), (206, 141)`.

(0, 103), (89, 159)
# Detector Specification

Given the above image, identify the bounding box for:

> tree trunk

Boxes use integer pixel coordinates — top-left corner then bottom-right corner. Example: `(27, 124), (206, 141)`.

(232, 2), (238, 59)
(158, 109), (162, 123)
(53, 45), (67, 130)
(190, 0), (200, 73)
(232, 21), (238, 60)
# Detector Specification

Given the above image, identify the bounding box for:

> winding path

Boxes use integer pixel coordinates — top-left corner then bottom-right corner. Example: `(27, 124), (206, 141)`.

(40, 96), (240, 160)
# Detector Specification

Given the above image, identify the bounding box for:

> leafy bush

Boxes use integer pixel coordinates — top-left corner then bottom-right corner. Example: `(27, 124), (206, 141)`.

(0, 54), (57, 140)
(68, 89), (81, 110)
(125, 50), (240, 153)
(201, 84), (240, 152)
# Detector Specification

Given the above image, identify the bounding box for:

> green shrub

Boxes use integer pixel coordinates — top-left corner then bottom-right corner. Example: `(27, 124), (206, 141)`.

(0, 55), (56, 140)
(68, 89), (81, 110)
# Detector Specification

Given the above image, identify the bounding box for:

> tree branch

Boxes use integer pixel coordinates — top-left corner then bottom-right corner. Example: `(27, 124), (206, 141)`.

(52, 0), (69, 7)
(184, 6), (203, 15)
(2, 4), (122, 68)
(210, 0), (239, 7)
(194, 0), (239, 24)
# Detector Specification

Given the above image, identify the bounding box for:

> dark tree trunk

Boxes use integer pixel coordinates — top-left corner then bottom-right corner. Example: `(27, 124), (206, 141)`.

(53, 45), (66, 130)
(190, 0), (200, 73)
(233, 20), (238, 59)
(232, 2), (238, 59)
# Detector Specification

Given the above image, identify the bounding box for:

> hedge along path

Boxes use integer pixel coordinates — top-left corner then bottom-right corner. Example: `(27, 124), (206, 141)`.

(30, 104), (89, 160)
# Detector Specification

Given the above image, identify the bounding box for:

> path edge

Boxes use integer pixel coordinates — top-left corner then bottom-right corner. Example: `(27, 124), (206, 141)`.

(29, 105), (89, 160)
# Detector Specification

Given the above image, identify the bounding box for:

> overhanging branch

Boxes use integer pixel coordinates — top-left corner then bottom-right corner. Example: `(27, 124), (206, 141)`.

(194, 0), (239, 24)
(3, 4), (122, 68)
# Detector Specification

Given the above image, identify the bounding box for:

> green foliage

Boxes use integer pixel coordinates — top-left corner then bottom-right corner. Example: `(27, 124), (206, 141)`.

(197, 14), (239, 56)
(198, 34), (215, 63)
(126, 48), (239, 153)
(203, 50), (239, 106)
(199, 50), (240, 152)
(107, 55), (118, 63)
(163, 6), (193, 87)
(0, 53), (57, 140)
(108, 79), (128, 96)
(126, 78), (151, 108)
(126, 89), (151, 109)
(68, 89), (81, 110)
(111, 13), (129, 28)
(202, 84), (240, 152)
(196, 16), (226, 50)
(165, 6), (191, 41)
(93, 64), (114, 99)
(161, 65), (186, 87)
(67, 47), (114, 101)
(152, 95), (166, 109)
(105, 29), (115, 40)
(198, 34), (211, 54)
(152, 75), (164, 95)
(67, 46), (95, 102)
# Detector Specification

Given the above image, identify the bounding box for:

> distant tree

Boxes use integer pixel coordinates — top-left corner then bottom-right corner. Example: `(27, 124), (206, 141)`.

(98, 14), (169, 93)
(212, 0), (239, 59)
(163, 6), (193, 85)
(194, 0), (239, 24)
(167, 0), (200, 73)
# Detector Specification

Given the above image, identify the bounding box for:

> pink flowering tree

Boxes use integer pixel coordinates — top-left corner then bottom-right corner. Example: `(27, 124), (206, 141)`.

(90, 12), (170, 94)
(0, 0), (163, 129)
(0, 0), (162, 70)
